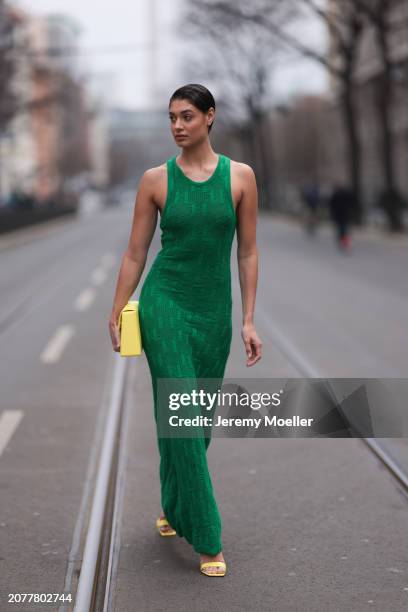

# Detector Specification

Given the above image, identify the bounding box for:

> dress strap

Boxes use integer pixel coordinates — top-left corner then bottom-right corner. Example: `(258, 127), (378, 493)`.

(167, 156), (175, 199)
(219, 154), (233, 204)
(161, 157), (176, 224)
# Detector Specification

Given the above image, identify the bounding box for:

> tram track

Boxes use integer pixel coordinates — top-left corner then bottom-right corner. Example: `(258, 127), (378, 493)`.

(71, 356), (131, 612)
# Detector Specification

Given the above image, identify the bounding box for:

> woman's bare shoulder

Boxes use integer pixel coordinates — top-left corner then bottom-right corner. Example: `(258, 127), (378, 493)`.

(139, 163), (168, 209)
(138, 163), (168, 201)
(230, 160), (256, 192)
(142, 163), (167, 184)
(230, 159), (255, 177)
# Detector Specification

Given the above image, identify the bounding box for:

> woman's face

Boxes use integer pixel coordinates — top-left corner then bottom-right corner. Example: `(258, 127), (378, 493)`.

(168, 98), (214, 146)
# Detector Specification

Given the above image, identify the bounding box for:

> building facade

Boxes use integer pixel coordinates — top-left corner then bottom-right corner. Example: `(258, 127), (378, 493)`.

(0, 6), (89, 205)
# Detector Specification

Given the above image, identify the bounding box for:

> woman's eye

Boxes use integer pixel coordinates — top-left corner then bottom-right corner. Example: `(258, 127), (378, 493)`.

(169, 115), (192, 122)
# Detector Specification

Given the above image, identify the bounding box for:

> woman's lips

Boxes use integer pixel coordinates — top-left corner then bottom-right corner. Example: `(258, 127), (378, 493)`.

(176, 135), (187, 139)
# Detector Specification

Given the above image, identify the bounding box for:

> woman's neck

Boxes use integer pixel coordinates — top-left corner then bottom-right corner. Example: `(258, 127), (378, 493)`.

(178, 141), (217, 168)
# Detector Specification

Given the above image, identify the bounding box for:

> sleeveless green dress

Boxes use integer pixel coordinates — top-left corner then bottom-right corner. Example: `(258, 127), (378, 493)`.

(138, 153), (236, 555)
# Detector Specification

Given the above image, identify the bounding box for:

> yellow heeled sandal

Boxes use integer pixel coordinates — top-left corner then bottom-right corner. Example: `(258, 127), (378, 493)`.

(156, 517), (176, 536)
(200, 561), (227, 577)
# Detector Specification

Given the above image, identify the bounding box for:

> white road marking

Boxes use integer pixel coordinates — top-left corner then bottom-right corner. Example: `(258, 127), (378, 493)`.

(41, 325), (75, 363)
(0, 410), (24, 457)
(91, 267), (107, 285)
(74, 288), (96, 311)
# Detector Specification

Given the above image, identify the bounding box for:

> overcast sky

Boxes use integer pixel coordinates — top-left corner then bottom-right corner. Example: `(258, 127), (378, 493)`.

(16, 0), (328, 110)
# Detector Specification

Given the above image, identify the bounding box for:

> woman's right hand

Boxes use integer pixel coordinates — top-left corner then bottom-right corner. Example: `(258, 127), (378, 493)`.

(109, 313), (121, 352)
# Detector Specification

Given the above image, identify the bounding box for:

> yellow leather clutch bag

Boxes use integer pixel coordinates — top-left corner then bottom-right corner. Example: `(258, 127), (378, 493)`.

(119, 300), (142, 356)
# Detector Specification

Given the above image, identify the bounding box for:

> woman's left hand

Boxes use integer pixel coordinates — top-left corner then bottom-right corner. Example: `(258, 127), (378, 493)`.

(241, 323), (262, 367)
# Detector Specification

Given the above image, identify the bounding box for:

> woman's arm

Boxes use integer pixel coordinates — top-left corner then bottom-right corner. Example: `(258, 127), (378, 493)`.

(109, 169), (158, 351)
(236, 163), (262, 367)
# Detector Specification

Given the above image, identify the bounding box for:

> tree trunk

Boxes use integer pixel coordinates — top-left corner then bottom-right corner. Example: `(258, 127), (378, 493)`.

(340, 81), (364, 225)
(374, 13), (404, 232)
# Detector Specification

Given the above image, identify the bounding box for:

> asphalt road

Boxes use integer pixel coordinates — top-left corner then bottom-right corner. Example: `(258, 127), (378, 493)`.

(0, 197), (407, 611)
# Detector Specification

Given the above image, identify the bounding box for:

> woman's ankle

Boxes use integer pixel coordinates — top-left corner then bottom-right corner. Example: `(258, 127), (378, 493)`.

(200, 551), (224, 559)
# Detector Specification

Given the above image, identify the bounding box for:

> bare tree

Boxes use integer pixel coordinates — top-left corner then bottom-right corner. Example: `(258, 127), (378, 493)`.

(195, 0), (367, 223)
(353, 0), (406, 231)
(179, 0), (295, 208)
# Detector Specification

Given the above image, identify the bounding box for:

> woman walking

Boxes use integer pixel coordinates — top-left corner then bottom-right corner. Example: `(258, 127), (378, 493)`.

(109, 84), (262, 576)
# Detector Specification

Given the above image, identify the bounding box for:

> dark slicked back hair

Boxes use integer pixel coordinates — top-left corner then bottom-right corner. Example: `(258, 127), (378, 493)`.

(169, 84), (216, 133)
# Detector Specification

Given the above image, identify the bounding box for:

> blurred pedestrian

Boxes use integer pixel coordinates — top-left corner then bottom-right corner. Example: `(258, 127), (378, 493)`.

(328, 184), (356, 253)
(300, 182), (320, 236)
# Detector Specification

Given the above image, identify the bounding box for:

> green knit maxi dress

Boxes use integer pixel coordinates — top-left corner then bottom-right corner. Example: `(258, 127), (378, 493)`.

(138, 153), (236, 556)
